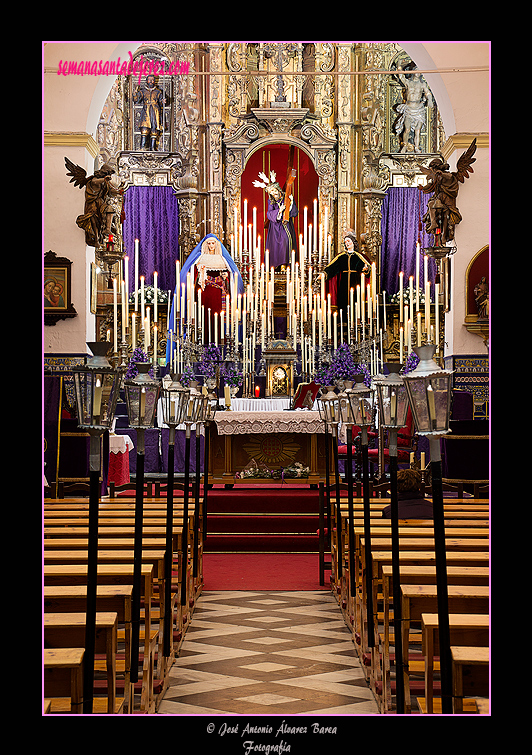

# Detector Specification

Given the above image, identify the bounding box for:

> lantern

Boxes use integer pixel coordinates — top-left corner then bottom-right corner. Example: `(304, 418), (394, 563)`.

(124, 362), (160, 430)
(402, 345), (453, 436)
(71, 341), (122, 713)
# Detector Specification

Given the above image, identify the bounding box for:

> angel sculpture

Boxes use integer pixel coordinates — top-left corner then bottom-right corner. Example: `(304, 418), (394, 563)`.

(64, 157), (122, 247)
(419, 139), (477, 245)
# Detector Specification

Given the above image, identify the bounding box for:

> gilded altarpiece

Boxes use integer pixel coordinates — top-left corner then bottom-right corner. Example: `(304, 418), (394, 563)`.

(93, 42), (449, 367)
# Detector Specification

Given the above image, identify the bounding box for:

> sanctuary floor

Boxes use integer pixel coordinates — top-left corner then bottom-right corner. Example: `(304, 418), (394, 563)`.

(157, 590), (379, 716)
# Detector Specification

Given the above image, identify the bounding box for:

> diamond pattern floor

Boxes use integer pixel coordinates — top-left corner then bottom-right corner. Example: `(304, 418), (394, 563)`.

(158, 591), (379, 715)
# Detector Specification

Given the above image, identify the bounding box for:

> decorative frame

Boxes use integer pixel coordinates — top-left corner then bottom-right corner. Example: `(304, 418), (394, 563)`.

(44, 250), (77, 326)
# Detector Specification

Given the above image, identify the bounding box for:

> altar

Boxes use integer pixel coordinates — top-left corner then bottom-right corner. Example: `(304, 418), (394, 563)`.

(207, 407), (330, 486)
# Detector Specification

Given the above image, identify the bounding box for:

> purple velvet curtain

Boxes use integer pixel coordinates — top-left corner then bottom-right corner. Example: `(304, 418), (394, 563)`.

(123, 186), (179, 292)
(380, 187), (437, 295)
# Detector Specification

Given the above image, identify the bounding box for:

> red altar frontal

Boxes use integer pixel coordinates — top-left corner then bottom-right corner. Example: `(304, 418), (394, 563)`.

(207, 410), (331, 486)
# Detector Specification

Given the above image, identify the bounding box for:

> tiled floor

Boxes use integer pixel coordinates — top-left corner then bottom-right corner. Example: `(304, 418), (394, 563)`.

(158, 590), (379, 715)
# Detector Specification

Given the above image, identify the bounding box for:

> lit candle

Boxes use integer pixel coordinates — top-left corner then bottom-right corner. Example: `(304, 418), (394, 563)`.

(255, 385), (260, 398)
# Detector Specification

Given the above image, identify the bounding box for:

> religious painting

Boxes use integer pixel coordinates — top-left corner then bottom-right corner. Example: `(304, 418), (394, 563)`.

(44, 250), (77, 325)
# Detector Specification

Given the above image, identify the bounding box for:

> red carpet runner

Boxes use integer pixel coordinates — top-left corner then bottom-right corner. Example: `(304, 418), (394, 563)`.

(202, 485), (327, 590)
(204, 485), (321, 554)
(202, 553), (327, 591)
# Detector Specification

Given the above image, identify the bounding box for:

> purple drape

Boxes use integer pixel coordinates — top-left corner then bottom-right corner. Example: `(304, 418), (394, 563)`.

(123, 186), (179, 292)
(380, 187), (437, 295)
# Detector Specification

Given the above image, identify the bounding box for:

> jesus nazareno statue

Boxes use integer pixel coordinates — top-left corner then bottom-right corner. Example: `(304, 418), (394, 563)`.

(324, 230), (370, 322)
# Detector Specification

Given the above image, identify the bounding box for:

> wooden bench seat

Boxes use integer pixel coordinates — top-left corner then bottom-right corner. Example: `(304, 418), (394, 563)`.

(400, 585), (489, 712)
(44, 612), (123, 714)
(451, 646), (490, 713)
(43, 648), (85, 714)
(421, 613), (489, 714)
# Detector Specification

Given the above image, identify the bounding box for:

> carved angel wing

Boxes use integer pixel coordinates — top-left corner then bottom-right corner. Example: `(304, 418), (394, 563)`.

(454, 139), (477, 183)
(64, 156), (88, 189)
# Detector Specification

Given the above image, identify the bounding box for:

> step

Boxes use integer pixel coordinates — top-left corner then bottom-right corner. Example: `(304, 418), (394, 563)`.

(204, 533), (319, 553)
(207, 514), (320, 534)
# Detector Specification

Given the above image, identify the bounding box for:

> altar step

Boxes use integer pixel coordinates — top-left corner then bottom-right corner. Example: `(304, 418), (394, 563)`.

(204, 487), (321, 553)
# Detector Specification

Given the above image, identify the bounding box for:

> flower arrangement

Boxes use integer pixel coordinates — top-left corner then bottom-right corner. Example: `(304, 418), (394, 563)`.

(314, 345), (372, 388)
(199, 343), (222, 378)
(125, 347), (154, 380)
(179, 363), (196, 387)
(388, 287), (427, 306)
(403, 351), (420, 374)
(128, 286), (169, 306)
(220, 360), (243, 388)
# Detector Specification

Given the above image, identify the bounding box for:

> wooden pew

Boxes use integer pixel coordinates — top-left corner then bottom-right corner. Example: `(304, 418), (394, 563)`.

(42, 550), (169, 678)
(378, 567), (489, 713)
(419, 613), (489, 714)
(400, 585), (489, 712)
(43, 648), (84, 714)
(44, 585), (134, 711)
(44, 612), (122, 714)
(43, 564), (156, 712)
(451, 646), (490, 713)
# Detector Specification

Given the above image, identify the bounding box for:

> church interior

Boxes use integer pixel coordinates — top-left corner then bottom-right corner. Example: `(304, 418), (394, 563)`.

(43, 41), (490, 719)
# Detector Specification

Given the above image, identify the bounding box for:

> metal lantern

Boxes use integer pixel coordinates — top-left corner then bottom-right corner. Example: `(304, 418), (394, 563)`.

(160, 376), (190, 428)
(73, 341), (122, 432)
(124, 362), (161, 428)
(347, 371), (376, 652)
(402, 343), (454, 713)
(372, 362), (409, 712)
(347, 373), (375, 431)
(71, 341), (122, 713)
(317, 385), (340, 430)
(373, 363), (409, 430)
(402, 344), (453, 436)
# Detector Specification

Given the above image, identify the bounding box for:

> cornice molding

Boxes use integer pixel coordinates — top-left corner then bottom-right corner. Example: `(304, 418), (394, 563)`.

(44, 131), (99, 159)
(442, 132), (489, 161)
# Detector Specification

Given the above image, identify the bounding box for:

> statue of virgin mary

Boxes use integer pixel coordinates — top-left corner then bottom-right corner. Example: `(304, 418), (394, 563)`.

(166, 234), (244, 363)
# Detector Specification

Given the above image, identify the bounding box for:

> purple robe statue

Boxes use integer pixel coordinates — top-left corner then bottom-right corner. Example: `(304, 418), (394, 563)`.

(266, 197), (298, 268)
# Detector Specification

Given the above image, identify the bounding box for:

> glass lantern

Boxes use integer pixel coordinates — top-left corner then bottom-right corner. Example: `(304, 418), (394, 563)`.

(402, 345), (453, 436)
(124, 362), (161, 428)
(160, 376), (190, 428)
(317, 385), (340, 430)
(347, 373), (375, 431)
(73, 342), (122, 432)
(373, 363), (409, 430)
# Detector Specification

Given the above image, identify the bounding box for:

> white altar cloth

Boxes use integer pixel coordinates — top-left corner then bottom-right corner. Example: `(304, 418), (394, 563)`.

(109, 434), (134, 454)
(214, 410), (324, 435)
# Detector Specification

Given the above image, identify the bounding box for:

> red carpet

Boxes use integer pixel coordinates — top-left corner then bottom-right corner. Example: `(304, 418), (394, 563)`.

(205, 486), (321, 554)
(202, 553), (328, 591)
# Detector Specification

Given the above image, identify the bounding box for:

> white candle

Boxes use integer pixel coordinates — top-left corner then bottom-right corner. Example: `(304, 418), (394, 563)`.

(416, 242), (420, 311)
(399, 271), (404, 322)
(313, 199), (317, 249)
(140, 275), (145, 326)
(214, 311), (218, 346)
(425, 281), (430, 336)
(121, 279), (126, 341)
(132, 313), (136, 349)
(134, 239), (139, 312)
(153, 271), (158, 323)
(113, 277), (118, 351)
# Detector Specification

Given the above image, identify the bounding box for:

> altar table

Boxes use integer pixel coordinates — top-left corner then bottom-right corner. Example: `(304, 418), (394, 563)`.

(208, 410), (330, 486)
